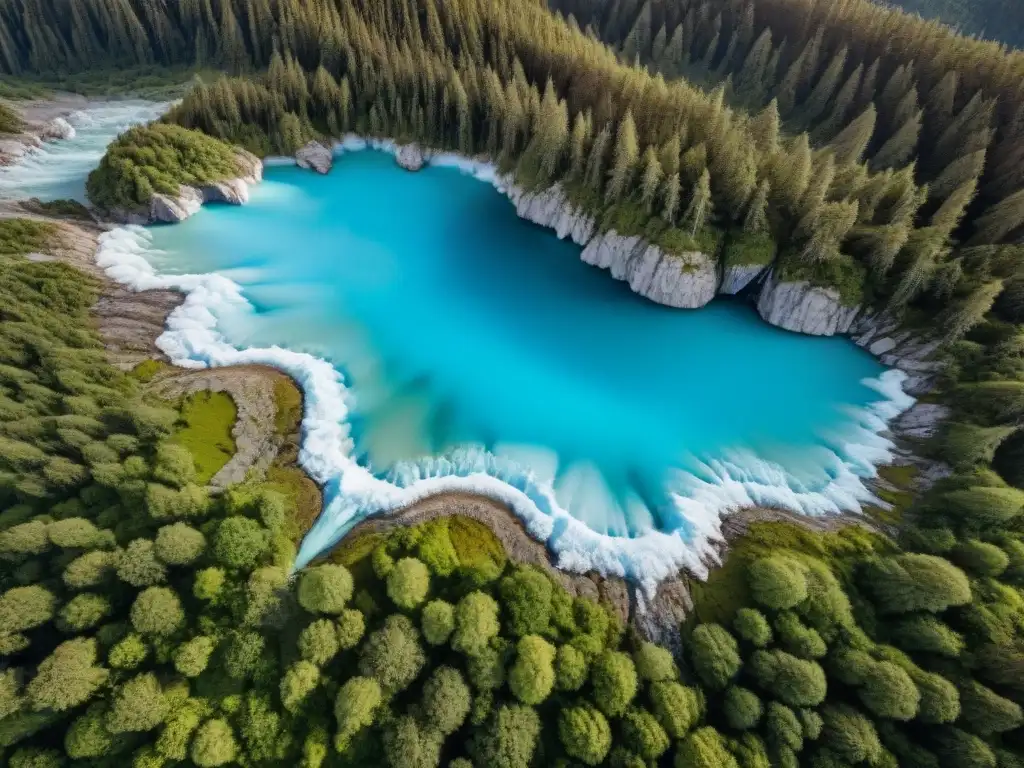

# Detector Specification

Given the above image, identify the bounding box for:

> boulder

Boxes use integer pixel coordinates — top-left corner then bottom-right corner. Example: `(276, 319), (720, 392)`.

(202, 178), (250, 205)
(295, 141), (333, 174)
(756, 271), (860, 336)
(149, 185), (204, 223)
(581, 230), (717, 309)
(39, 116), (75, 141)
(233, 148), (263, 184)
(395, 143), (427, 171)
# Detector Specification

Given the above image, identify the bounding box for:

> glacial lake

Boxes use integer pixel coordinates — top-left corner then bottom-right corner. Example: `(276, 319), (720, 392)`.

(132, 147), (909, 584)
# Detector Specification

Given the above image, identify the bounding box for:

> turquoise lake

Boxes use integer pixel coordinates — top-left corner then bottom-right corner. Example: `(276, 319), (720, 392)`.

(137, 148), (902, 577)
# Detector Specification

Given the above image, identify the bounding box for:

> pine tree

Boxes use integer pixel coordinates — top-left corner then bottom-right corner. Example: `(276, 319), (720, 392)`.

(584, 124), (612, 195)
(829, 105), (876, 165)
(870, 110), (922, 171)
(929, 150), (986, 200)
(682, 169), (713, 236)
(651, 26), (667, 63)
(566, 111), (592, 182)
(970, 189), (1024, 245)
(658, 134), (681, 178)
(606, 110), (639, 203)
(889, 227), (946, 307)
(775, 48), (807, 116)
(855, 59), (880, 111)
(942, 281), (1005, 341)
(680, 143), (707, 184)
(931, 179), (978, 235)
(639, 147), (663, 212)
(799, 45), (847, 128)
(813, 63), (862, 142)
(621, 0), (652, 61)
(849, 222), (911, 278)
(749, 99), (780, 154)
(662, 171), (681, 224)
(799, 200), (859, 263)
(735, 28), (772, 103)
(743, 179), (770, 234)
(768, 133), (812, 215)
(659, 24), (685, 75)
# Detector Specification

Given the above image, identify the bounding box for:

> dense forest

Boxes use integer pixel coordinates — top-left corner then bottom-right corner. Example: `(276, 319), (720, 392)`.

(884, 0), (1024, 48)
(1, 0), (1024, 765)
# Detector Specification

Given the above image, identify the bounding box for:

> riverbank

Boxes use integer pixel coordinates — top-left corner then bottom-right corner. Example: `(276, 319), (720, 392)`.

(0, 93), (85, 166)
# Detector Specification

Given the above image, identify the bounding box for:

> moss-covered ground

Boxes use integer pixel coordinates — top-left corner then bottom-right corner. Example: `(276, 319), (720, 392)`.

(170, 390), (237, 484)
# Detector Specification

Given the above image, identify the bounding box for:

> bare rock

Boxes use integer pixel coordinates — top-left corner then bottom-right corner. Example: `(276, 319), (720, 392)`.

(581, 230), (717, 308)
(149, 185), (203, 223)
(395, 143), (427, 171)
(202, 178), (250, 205)
(233, 148), (263, 184)
(39, 116), (75, 141)
(719, 264), (766, 295)
(756, 270), (860, 336)
(295, 141), (333, 174)
(504, 180), (595, 245)
(894, 402), (951, 440)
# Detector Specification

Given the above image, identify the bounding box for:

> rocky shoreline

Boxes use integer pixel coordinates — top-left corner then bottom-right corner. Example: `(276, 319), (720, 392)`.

(0, 94), (84, 166)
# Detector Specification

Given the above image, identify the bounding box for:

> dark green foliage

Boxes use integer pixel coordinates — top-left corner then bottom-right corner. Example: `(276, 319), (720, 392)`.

(499, 567), (552, 636)
(747, 557), (808, 610)
(860, 554), (972, 614)
(86, 123), (241, 211)
(690, 623), (742, 689)
(559, 703), (612, 764)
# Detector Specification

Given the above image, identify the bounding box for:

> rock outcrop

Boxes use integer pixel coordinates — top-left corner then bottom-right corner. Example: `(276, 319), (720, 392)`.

(503, 182), (595, 245)
(719, 264), (766, 295)
(131, 149), (263, 224)
(850, 313), (945, 395)
(39, 116), (75, 141)
(756, 271), (861, 336)
(295, 141), (333, 174)
(581, 231), (718, 308)
(395, 143), (427, 171)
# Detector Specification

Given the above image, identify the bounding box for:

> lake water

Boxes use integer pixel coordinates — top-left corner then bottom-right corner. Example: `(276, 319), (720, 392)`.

(116, 145), (911, 588)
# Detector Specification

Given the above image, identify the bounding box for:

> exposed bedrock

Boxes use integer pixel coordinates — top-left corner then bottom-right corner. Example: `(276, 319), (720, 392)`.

(295, 140), (333, 174)
(395, 142), (427, 171)
(136, 148), (263, 224)
(719, 264), (767, 295)
(504, 182), (596, 245)
(756, 270), (861, 336)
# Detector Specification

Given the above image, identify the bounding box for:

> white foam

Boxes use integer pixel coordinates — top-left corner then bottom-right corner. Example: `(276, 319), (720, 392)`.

(94, 139), (916, 596)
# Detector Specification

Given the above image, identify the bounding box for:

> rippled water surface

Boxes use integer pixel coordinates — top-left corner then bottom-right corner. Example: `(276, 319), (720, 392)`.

(137, 149), (904, 576)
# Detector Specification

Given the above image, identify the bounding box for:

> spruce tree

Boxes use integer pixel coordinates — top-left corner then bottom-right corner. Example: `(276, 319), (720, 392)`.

(743, 179), (770, 234)
(799, 46), (847, 128)
(584, 124), (613, 196)
(828, 105), (876, 165)
(870, 110), (922, 171)
(929, 150), (986, 200)
(970, 189), (1024, 245)
(682, 169), (713, 236)
(605, 110), (639, 203)
(749, 99), (781, 154)
(662, 171), (681, 224)
(639, 147), (663, 213)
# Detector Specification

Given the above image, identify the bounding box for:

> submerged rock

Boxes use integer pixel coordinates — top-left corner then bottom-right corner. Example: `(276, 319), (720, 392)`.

(756, 271), (860, 336)
(395, 143), (427, 171)
(295, 141), (333, 174)
(581, 231), (718, 309)
(719, 264), (766, 295)
(504, 181), (595, 245)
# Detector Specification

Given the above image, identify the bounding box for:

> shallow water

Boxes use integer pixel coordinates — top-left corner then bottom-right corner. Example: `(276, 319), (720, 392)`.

(129, 146), (910, 586)
(0, 100), (166, 202)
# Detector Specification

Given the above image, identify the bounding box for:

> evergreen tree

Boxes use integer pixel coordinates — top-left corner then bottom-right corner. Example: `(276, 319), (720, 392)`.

(829, 104), (876, 165)
(682, 169), (713, 236)
(639, 147), (663, 212)
(606, 110), (639, 203)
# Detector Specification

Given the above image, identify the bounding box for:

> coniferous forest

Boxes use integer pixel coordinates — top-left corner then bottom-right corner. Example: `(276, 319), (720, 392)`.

(1, 0), (1024, 767)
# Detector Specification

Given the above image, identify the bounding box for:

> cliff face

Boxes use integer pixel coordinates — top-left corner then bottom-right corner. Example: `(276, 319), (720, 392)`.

(756, 271), (861, 336)
(719, 264), (766, 295)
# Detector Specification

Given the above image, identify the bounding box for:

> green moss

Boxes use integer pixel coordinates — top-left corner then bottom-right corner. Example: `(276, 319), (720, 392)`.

(776, 251), (867, 307)
(87, 123), (242, 212)
(0, 219), (58, 256)
(0, 101), (24, 133)
(264, 464), (321, 542)
(273, 377), (303, 440)
(868, 465), (920, 527)
(170, 391), (237, 484)
(722, 231), (777, 268)
(130, 359), (168, 383)
(448, 516), (507, 574)
(22, 198), (93, 220)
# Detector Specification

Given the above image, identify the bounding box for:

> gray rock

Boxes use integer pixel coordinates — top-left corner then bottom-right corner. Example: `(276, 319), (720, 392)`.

(894, 403), (950, 440)
(868, 336), (897, 356)
(581, 230), (717, 308)
(149, 185), (203, 223)
(295, 141), (333, 174)
(202, 178), (250, 205)
(756, 271), (860, 336)
(395, 143), (427, 171)
(719, 264), (765, 295)
(504, 181), (595, 245)
(39, 116), (75, 141)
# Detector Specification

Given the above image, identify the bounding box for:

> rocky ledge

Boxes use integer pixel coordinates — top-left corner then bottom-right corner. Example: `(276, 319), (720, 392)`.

(295, 140), (333, 174)
(131, 148), (263, 224)
(719, 263), (768, 295)
(756, 270), (861, 336)
(395, 143), (427, 171)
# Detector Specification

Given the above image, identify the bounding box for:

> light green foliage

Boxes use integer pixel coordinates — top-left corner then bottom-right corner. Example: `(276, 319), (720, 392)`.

(650, 680), (702, 738)
(914, 668), (961, 724)
(452, 590), (500, 656)
(131, 586), (184, 636)
(152, 442), (198, 488)
(889, 614), (964, 656)
(952, 540), (1011, 576)
(724, 686), (763, 730)
(224, 630), (265, 680)
(422, 599), (455, 645)
(336, 608), (365, 649)
(9, 747), (63, 768)
(421, 666), (472, 735)
(774, 611), (827, 659)
(499, 567), (553, 636)
(87, 124), (242, 211)
(108, 632), (148, 670)
(154, 522), (206, 565)
(48, 517), (105, 549)
(213, 516), (269, 570)
(190, 718), (239, 767)
(298, 564), (353, 614)
(559, 703), (612, 765)
(244, 566), (288, 627)
(63, 550), (116, 590)
(674, 727), (739, 768)
(334, 676), (382, 748)
(621, 707), (670, 760)
(280, 660), (320, 713)
(26, 637), (108, 712)
(469, 704), (541, 768)
(590, 650), (638, 717)
(733, 608), (773, 647)
(174, 635), (214, 677)
(299, 619), (339, 666)
(821, 704), (883, 765)
(0, 585), (55, 632)
(467, 644), (507, 691)
(386, 557), (430, 610)
(690, 623), (742, 690)
(556, 643), (589, 691)
(750, 649), (827, 707)
(857, 660), (920, 720)
(0, 667), (21, 719)
(358, 614), (426, 695)
(959, 681), (1024, 735)
(117, 539), (167, 587)
(65, 703), (118, 759)
(156, 698), (206, 760)
(0, 520), (50, 556)
(58, 592), (111, 632)
(633, 641), (677, 682)
(193, 566), (226, 601)
(509, 634), (556, 704)
(106, 673), (167, 732)
(382, 714), (442, 768)
(747, 556), (808, 610)
(861, 554), (972, 614)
